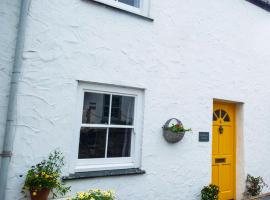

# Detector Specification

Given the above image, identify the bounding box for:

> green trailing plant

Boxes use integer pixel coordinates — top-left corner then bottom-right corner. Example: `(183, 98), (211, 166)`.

(68, 189), (115, 200)
(22, 150), (70, 198)
(245, 174), (268, 197)
(164, 123), (191, 133)
(201, 184), (219, 200)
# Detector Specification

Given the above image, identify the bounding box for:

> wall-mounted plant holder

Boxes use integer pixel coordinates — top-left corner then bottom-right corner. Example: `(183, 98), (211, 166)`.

(163, 118), (185, 143)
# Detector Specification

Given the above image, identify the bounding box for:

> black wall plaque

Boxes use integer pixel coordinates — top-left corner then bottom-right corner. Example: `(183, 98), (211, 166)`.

(199, 132), (209, 142)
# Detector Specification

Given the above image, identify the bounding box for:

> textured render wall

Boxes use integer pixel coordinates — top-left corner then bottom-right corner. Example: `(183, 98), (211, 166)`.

(0, 0), (21, 164)
(4, 0), (270, 199)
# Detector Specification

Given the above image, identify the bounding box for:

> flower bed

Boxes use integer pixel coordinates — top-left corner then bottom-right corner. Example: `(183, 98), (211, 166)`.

(68, 189), (115, 200)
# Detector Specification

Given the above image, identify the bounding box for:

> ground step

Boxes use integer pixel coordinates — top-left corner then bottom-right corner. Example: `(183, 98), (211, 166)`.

(245, 193), (270, 200)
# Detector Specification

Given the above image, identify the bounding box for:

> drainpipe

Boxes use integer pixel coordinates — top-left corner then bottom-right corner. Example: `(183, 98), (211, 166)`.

(0, 0), (31, 199)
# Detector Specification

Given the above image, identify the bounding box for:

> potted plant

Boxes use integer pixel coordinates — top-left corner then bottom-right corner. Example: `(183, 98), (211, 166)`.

(201, 184), (219, 200)
(68, 189), (116, 200)
(163, 118), (191, 143)
(22, 150), (70, 200)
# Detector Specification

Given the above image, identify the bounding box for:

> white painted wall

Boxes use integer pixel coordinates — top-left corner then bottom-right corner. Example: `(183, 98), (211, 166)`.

(0, 0), (21, 165)
(2, 0), (270, 199)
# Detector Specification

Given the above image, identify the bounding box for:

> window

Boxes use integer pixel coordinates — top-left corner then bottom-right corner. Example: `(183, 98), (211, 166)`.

(91, 0), (151, 18)
(76, 82), (144, 172)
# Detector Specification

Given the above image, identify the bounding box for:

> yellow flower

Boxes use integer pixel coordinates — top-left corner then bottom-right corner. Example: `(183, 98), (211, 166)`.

(103, 191), (110, 197)
(78, 192), (86, 198)
(32, 192), (37, 196)
(45, 174), (50, 179)
(92, 189), (100, 193)
(110, 190), (115, 196)
(41, 172), (45, 176)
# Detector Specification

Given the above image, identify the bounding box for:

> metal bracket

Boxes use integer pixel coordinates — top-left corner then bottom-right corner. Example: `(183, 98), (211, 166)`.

(0, 151), (12, 157)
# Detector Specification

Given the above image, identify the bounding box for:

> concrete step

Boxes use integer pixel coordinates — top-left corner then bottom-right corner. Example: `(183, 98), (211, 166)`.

(244, 193), (270, 200)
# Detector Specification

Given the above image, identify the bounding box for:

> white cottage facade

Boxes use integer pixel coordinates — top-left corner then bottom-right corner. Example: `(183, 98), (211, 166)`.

(1, 0), (270, 199)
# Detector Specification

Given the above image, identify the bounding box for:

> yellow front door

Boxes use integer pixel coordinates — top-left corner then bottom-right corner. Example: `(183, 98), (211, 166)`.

(212, 102), (236, 200)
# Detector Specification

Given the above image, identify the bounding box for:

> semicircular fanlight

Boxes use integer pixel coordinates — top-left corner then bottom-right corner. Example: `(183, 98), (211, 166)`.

(213, 109), (230, 122)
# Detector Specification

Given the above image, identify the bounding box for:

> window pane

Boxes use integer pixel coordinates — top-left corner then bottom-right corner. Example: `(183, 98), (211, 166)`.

(111, 95), (135, 125)
(119, 0), (140, 7)
(221, 109), (226, 118)
(107, 128), (132, 158)
(78, 128), (106, 159)
(82, 92), (110, 124)
(214, 109), (220, 118)
(213, 113), (217, 121)
(224, 114), (230, 122)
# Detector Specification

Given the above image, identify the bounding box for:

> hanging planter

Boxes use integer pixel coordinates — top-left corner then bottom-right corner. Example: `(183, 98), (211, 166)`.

(162, 118), (191, 143)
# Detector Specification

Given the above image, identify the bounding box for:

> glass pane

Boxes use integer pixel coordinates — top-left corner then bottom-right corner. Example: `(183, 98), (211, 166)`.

(82, 92), (110, 124)
(224, 114), (230, 122)
(119, 0), (140, 7)
(213, 113), (217, 121)
(111, 95), (135, 125)
(221, 110), (226, 118)
(107, 128), (132, 158)
(214, 110), (220, 118)
(78, 128), (106, 159)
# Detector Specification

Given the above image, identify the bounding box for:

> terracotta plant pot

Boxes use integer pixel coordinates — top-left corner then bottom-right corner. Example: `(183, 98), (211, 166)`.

(30, 189), (50, 200)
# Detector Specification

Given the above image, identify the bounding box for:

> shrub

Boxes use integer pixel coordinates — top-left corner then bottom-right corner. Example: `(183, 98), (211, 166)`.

(201, 184), (219, 200)
(163, 124), (191, 133)
(245, 174), (268, 197)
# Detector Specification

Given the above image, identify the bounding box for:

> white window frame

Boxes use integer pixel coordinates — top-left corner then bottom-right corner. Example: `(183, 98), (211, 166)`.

(91, 0), (151, 18)
(75, 82), (144, 172)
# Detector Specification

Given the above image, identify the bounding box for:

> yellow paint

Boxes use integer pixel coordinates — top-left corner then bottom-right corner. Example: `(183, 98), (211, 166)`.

(212, 102), (236, 200)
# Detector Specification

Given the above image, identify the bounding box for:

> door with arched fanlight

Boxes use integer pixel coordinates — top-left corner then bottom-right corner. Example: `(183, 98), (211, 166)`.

(212, 102), (236, 200)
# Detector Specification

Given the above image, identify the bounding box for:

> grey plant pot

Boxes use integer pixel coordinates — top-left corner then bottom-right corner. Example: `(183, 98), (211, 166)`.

(163, 130), (185, 143)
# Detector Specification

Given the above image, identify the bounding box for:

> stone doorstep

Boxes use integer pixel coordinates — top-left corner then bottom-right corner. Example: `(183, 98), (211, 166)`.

(243, 193), (270, 200)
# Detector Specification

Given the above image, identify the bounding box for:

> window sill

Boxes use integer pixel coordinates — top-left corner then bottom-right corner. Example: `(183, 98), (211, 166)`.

(86, 0), (154, 21)
(62, 168), (145, 180)
(246, 0), (270, 11)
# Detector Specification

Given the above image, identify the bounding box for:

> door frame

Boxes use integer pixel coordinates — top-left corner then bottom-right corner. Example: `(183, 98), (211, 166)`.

(212, 100), (237, 200)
